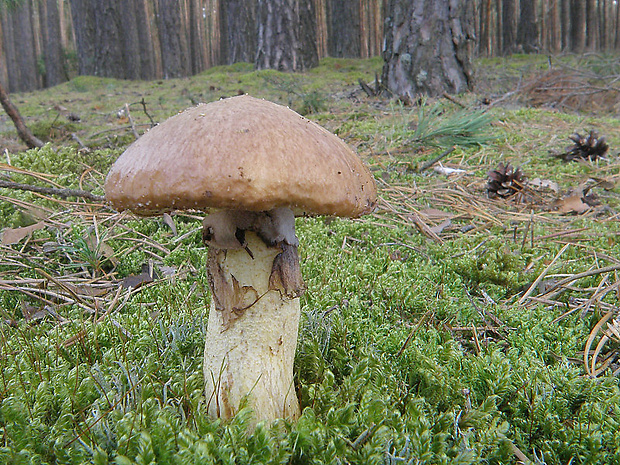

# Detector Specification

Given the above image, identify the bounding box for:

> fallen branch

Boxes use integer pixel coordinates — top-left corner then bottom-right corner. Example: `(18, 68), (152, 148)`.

(0, 179), (105, 202)
(124, 103), (140, 139)
(0, 81), (45, 149)
(418, 146), (456, 172)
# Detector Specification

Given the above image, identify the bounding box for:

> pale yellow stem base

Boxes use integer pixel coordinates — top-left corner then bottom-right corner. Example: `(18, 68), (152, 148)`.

(204, 232), (301, 422)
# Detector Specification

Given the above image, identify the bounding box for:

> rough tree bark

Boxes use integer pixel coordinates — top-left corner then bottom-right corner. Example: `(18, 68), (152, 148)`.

(134, 0), (158, 79)
(570, 0), (586, 52)
(561, 0), (571, 50)
(501, 0), (516, 54)
(42, 0), (66, 87)
(616, 0), (620, 50)
(69, 0), (128, 78)
(381, 0), (475, 100)
(326, 0), (361, 58)
(1, 1), (39, 92)
(256, 0), (319, 71)
(0, 81), (44, 149)
(585, 0), (598, 50)
(188, 0), (206, 73)
(517, 0), (538, 52)
(157, 0), (190, 78)
(118, 0), (142, 80)
(219, 0), (257, 64)
(548, 0), (561, 53)
(478, 0), (492, 56)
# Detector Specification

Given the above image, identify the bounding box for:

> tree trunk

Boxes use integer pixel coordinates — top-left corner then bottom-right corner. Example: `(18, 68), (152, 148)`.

(219, 0), (257, 64)
(570, 0), (586, 52)
(585, 0), (598, 50)
(134, 0), (159, 79)
(381, 0), (474, 101)
(0, 81), (44, 149)
(478, 0), (492, 56)
(118, 0), (142, 80)
(256, 0), (319, 71)
(517, 0), (538, 52)
(616, 0), (620, 49)
(501, 0), (516, 55)
(157, 0), (190, 78)
(548, 0), (561, 53)
(69, 0), (96, 75)
(560, 0), (570, 50)
(188, 0), (206, 73)
(2, 1), (40, 92)
(69, 0), (127, 78)
(326, 0), (361, 57)
(495, 0), (502, 54)
(42, 0), (66, 87)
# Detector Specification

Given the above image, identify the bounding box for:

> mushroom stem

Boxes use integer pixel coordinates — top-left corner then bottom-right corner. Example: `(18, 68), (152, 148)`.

(203, 230), (302, 422)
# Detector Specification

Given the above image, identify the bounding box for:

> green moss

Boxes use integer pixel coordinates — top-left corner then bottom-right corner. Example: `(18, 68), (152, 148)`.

(1, 57), (620, 464)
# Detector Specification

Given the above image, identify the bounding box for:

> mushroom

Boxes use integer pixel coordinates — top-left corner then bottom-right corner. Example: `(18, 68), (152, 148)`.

(104, 95), (377, 423)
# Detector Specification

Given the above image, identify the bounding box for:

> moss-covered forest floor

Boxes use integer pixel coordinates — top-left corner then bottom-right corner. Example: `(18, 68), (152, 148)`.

(0, 54), (619, 464)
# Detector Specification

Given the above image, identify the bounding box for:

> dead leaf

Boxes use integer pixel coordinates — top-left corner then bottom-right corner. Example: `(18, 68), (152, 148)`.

(1, 221), (46, 245)
(590, 177), (615, 190)
(159, 265), (177, 277)
(21, 302), (47, 322)
(85, 234), (119, 266)
(121, 262), (159, 289)
(162, 213), (177, 236)
(529, 178), (560, 193)
(419, 208), (454, 221)
(121, 272), (153, 289)
(430, 219), (452, 235)
(553, 193), (590, 214)
(23, 206), (49, 221)
(64, 283), (110, 297)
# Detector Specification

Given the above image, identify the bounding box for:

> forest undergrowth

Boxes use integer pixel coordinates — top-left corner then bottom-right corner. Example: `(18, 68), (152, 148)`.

(0, 54), (619, 464)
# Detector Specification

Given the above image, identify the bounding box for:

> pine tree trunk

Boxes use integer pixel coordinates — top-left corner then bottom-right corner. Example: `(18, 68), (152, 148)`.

(3, 1), (40, 91)
(479, 0), (492, 56)
(118, 1), (142, 80)
(585, 0), (598, 50)
(381, 0), (474, 100)
(549, 0), (561, 53)
(69, 0), (96, 75)
(501, 0), (516, 54)
(219, 0), (257, 64)
(517, 0), (538, 52)
(42, 0), (66, 87)
(326, 0), (360, 57)
(157, 0), (190, 78)
(69, 0), (127, 78)
(616, 0), (620, 49)
(188, 0), (206, 73)
(134, 0), (158, 79)
(256, 0), (319, 71)
(570, 0), (586, 52)
(561, 0), (571, 50)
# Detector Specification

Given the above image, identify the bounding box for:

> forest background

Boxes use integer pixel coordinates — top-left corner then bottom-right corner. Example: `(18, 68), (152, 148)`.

(1, 0), (620, 93)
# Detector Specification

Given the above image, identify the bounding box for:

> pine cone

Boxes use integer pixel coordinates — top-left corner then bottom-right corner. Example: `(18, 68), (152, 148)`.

(556, 130), (609, 162)
(487, 163), (526, 199)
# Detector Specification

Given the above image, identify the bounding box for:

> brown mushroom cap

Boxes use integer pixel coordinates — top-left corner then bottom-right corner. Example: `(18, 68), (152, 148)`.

(104, 95), (377, 217)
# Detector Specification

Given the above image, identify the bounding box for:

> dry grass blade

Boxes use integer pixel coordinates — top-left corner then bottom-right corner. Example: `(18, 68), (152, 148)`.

(584, 311), (615, 377)
(538, 264), (620, 301)
(518, 243), (570, 305)
(0, 162), (63, 186)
